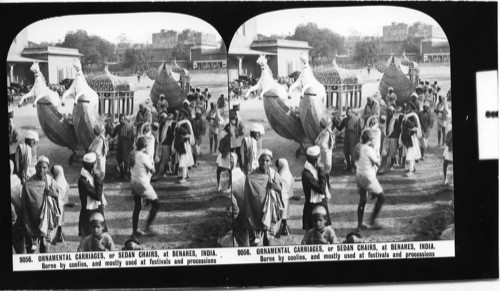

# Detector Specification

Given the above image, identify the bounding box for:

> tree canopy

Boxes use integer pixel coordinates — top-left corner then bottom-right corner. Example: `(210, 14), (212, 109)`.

(288, 23), (346, 64)
(402, 36), (420, 54)
(60, 30), (116, 70)
(353, 38), (381, 67)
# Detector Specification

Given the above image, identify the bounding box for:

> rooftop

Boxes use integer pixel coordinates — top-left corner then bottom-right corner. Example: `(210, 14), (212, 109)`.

(22, 46), (82, 57)
(250, 39), (312, 50)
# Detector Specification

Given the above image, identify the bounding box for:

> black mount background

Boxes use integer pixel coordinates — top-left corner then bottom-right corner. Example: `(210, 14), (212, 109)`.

(0, 1), (497, 289)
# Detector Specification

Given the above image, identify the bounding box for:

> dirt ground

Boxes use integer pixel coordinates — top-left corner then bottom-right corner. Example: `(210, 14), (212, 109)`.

(236, 64), (454, 245)
(10, 72), (231, 252)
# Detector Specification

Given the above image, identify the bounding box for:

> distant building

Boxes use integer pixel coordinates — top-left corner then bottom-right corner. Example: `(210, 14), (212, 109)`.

(421, 39), (450, 63)
(152, 29), (178, 49)
(408, 22), (446, 40)
(228, 18), (311, 81)
(190, 46), (227, 70)
(383, 22), (409, 42)
(6, 28), (82, 86)
(378, 22), (448, 63)
(176, 30), (217, 48)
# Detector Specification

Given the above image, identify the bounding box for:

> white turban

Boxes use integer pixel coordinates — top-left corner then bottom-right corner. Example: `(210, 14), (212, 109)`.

(83, 152), (97, 163)
(312, 205), (327, 216)
(250, 123), (265, 135)
(37, 155), (50, 165)
(306, 145), (320, 157)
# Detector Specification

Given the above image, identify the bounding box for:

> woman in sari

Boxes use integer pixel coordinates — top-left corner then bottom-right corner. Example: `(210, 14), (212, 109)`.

(89, 123), (109, 180)
(243, 149), (282, 246)
(51, 165), (69, 244)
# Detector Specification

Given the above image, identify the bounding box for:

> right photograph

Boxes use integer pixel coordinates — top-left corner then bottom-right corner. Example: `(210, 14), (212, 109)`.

(228, 6), (453, 247)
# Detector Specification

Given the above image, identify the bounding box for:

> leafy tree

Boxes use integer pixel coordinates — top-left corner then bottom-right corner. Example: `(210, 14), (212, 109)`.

(172, 43), (190, 60)
(402, 36), (420, 54)
(288, 23), (346, 65)
(353, 39), (380, 67)
(60, 30), (116, 71)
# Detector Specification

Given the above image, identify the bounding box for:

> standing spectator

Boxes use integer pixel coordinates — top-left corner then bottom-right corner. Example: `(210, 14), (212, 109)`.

(315, 117), (335, 187)
(109, 114), (135, 179)
(418, 103), (434, 160)
(51, 165), (69, 244)
(435, 95), (449, 147)
(77, 213), (116, 252)
(134, 103), (152, 135)
(11, 160), (24, 253)
(275, 158), (294, 237)
(302, 146), (331, 231)
(401, 109), (422, 177)
(335, 108), (362, 172)
(78, 153), (108, 239)
(217, 94), (226, 112)
(130, 136), (160, 237)
(362, 96), (380, 126)
(191, 108), (207, 167)
(177, 100), (192, 122)
(443, 123), (453, 185)
(385, 87), (397, 107)
(202, 88), (210, 109)
(173, 116), (195, 183)
(230, 109), (245, 166)
(365, 116), (382, 156)
(157, 113), (173, 176)
(241, 123), (265, 175)
(9, 118), (19, 171)
(137, 123), (156, 163)
(354, 130), (385, 231)
(16, 130), (39, 184)
(385, 106), (403, 170)
(216, 124), (232, 192)
(156, 94), (169, 115)
(88, 123), (109, 180)
(243, 149), (282, 246)
(22, 156), (60, 253)
(207, 102), (223, 153)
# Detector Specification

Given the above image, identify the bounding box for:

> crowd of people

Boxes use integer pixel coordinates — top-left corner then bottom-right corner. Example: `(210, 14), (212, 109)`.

(230, 78), (452, 247)
(10, 85), (232, 253)
(9, 75), (452, 252)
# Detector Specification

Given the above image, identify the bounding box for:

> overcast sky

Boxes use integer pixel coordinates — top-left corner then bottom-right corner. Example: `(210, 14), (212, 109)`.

(25, 12), (221, 44)
(254, 6), (444, 38)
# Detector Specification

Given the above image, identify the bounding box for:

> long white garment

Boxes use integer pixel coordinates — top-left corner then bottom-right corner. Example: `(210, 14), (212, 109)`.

(174, 120), (195, 168)
(304, 161), (330, 202)
(315, 128), (334, 173)
(81, 168), (107, 210)
(241, 136), (259, 173)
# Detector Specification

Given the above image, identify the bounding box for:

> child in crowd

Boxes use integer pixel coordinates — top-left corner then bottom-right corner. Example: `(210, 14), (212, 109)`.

(301, 206), (339, 245)
(77, 213), (115, 252)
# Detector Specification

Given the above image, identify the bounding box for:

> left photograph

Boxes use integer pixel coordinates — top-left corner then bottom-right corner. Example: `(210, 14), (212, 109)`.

(8, 12), (231, 253)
